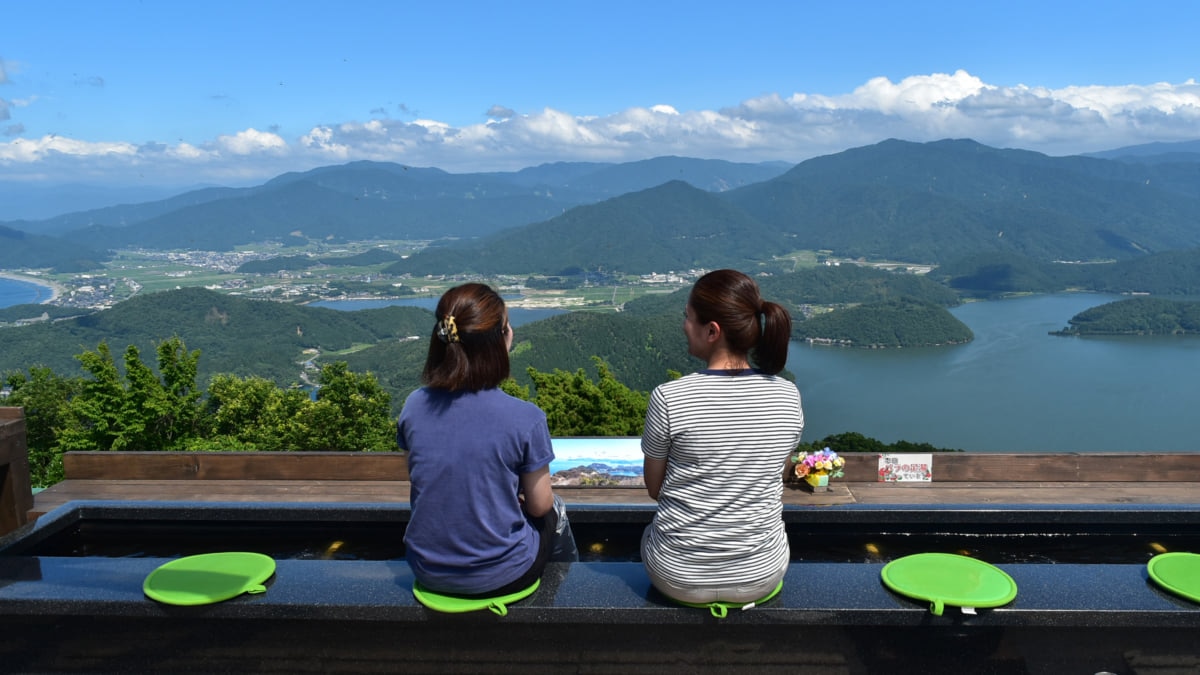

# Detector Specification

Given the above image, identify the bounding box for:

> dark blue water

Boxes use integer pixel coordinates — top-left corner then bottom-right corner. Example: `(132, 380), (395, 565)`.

(789, 293), (1200, 452)
(0, 276), (55, 307)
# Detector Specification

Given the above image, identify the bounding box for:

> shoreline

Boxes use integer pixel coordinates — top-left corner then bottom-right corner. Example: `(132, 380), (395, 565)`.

(0, 271), (64, 304)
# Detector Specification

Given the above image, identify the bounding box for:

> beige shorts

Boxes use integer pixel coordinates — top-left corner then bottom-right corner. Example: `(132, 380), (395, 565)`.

(640, 525), (788, 604)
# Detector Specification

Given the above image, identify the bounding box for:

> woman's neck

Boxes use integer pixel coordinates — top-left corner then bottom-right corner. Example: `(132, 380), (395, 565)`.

(706, 348), (751, 371)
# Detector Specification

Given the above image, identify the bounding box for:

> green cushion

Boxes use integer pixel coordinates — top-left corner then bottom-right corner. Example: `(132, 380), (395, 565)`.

(1148, 552), (1200, 604)
(143, 552), (275, 606)
(881, 552), (1017, 616)
(673, 580), (784, 618)
(412, 578), (540, 616)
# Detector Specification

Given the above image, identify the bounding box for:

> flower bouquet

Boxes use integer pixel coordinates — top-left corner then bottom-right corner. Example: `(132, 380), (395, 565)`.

(790, 447), (845, 491)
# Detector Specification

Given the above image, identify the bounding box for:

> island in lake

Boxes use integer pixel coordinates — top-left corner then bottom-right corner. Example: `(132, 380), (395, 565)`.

(1051, 297), (1200, 336)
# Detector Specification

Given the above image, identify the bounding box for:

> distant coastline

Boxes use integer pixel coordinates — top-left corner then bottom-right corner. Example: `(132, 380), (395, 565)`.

(0, 272), (63, 304)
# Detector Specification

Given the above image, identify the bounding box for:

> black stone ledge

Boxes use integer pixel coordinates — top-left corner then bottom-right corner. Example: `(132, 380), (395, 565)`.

(4, 557), (1200, 629)
(15, 498), (1200, 531)
(4, 499), (1200, 630)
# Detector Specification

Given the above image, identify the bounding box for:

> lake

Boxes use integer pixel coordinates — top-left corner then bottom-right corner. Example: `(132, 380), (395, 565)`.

(790, 293), (1200, 452)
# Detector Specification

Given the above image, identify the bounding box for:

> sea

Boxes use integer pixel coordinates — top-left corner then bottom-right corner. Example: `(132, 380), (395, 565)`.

(0, 276), (56, 307)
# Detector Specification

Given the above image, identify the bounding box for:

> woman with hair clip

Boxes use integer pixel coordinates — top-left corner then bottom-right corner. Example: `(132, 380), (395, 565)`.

(398, 283), (571, 597)
(641, 269), (805, 605)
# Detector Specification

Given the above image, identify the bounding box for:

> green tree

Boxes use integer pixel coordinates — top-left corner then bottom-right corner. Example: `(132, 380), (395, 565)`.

(799, 431), (961, 454)
(55, 338), (204, 452)
(193, 363), (394, 452)
(120, 338), (204, 450)
(518, 357), (648, 436)
(191, 374), (311, 451)
(306, 362), (395, 452)
(56, 341), (131, 452)
(3, 367), (82, 486)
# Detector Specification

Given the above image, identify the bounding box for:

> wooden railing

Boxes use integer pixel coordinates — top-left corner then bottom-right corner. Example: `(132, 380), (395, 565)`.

(56, 449), (1200, 484)
(0, 408), (33, 535)
(63, 450), (411, 481)
(834, 451), (1200, 482)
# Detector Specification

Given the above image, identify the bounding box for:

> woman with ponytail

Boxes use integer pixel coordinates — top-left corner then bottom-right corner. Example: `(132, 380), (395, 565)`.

(398, 283), (572, 597)
(641, 269), (805, 605)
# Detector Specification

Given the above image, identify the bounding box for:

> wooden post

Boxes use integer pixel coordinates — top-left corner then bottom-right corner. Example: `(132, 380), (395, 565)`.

(0, 408), (33, 536)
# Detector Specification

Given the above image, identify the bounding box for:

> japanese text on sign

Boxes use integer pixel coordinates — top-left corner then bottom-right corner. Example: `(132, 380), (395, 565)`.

(878, 453), (933, 482)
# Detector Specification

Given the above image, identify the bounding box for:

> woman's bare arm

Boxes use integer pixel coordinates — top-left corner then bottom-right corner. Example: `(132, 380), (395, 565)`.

(643, 457), (667, 501)
(519, 465), (554, 517)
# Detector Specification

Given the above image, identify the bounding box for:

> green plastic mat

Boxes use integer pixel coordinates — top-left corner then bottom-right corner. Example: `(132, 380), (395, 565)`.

(413, 578), (540, 616)
(143, 552), (276, 606)
(1148, 552), (1200, 604)
(674, 579), (784, 618)
(881, 552), (1017, 616)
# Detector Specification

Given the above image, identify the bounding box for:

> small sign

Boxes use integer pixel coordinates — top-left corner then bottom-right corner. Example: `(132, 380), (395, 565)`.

(878, 454), (933, 482)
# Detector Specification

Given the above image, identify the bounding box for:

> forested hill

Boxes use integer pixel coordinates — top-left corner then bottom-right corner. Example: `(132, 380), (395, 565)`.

(936, 248), (1200, 296)
(1051, 297), (1200, 336)
(795, 299), (973, 347)
(755, 264), (961, 307)
(0, 287), (432, 386)
(724, 138), (1200, 263)
(384, 180), (792, 276)
(0, 224), (109, 272)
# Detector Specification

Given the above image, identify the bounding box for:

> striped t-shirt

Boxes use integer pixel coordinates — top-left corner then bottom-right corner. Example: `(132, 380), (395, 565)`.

(641, 369), (804, 588)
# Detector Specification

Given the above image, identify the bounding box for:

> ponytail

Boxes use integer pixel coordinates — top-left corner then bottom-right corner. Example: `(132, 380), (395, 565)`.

(753, 300), (791, 375)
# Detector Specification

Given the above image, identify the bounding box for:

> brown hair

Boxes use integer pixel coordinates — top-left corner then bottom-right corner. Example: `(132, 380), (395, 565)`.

(688, 269), (792, 375)
(421, 283), (510, 391)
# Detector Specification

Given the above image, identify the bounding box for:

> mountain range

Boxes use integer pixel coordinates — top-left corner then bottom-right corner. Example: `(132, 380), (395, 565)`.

(3, 138), (1200, 273)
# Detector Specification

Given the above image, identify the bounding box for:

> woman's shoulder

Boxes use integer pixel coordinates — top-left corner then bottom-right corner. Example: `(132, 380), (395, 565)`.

(654, 371), (800, 401)
(400, 386), (432, 408)
(485, 387), (548, 416)
(652, 371), (704, 394)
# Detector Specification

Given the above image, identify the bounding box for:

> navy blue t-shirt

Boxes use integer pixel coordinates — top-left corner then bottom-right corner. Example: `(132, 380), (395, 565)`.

(397, 387), (555, 594)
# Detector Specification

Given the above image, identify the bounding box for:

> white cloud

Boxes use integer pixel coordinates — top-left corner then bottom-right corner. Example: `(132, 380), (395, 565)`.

(214, 128), (287, 155)
(0, 135), (139, 162)
(3, 71), (1200, 188)
(850, 70), (992, 114)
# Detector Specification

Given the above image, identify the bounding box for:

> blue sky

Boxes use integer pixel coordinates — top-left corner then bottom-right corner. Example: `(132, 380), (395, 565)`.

(2, 0), (1199, 196)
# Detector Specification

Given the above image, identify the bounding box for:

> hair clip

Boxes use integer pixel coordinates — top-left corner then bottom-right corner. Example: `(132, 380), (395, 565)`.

(437, 315), (460, 343)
